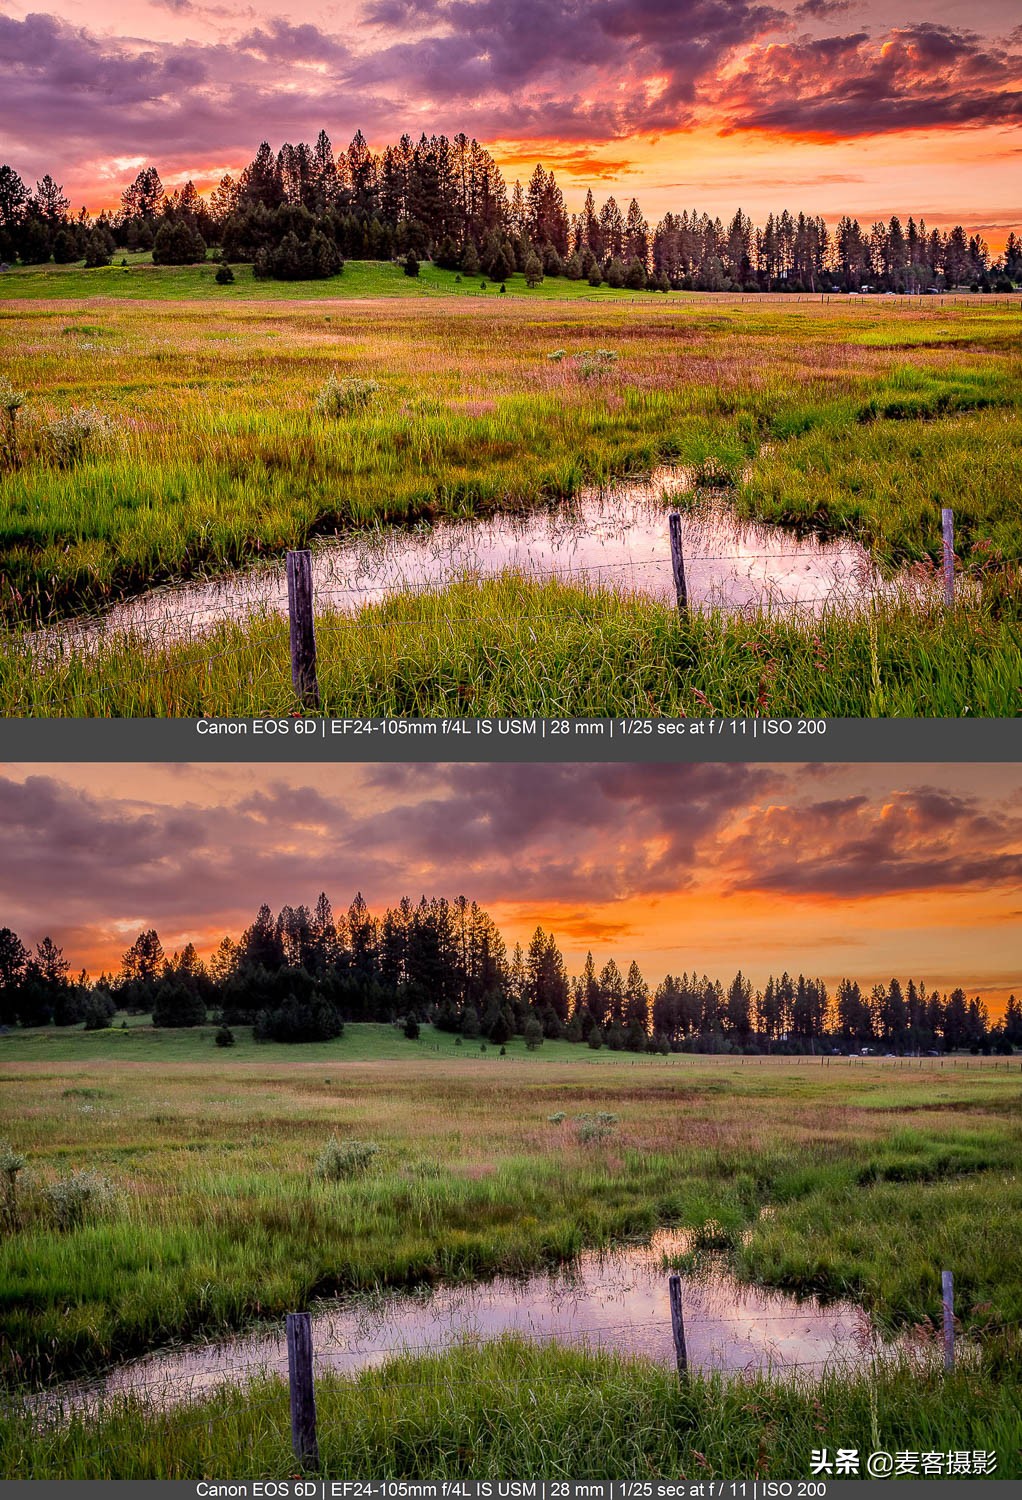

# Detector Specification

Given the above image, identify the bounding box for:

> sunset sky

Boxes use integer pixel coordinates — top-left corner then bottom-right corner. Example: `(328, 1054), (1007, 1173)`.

(0, 762), (1019, 1010)
(0, 0), (1019, 243)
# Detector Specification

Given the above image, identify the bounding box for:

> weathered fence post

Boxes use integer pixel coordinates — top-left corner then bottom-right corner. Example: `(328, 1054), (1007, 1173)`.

(286, 549), (320, 710)
(668, 1273), (688, 1379)
(941, 1271), (955, 1373)
(941, 508), (955, 607)
(286, 1311), (320, 1468)
(668, 514), (688, 615)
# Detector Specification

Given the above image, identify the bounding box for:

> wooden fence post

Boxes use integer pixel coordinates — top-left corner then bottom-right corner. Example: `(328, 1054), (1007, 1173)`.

(286, 549), (320, 710)
(286, 1311), (320, 1468)
(941, 1271), (955, 1373)
(668, 514), (688, 615)
(669, 1273), (688, 1379)
(941, 508), (955, 607)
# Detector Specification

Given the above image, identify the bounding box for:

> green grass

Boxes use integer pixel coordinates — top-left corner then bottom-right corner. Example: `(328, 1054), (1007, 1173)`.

(3, 1033), (1019, 1475)
(3, 574), (1020, 716)
(0, 1016), (585, 1064)
(3, 1340), (1019, 1479)
(1, 286), (1019, 714)
(0, 293), (1019, 627)
(2, 1034), (1019, 1386)
(0, 253), (667, 303)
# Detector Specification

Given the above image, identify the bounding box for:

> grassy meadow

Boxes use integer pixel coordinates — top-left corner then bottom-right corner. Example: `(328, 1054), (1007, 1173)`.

(0, 266), (1020, 714)
(1, 1021), (1020, 1475)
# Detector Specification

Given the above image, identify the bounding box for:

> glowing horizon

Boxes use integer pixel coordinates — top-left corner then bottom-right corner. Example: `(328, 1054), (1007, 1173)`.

(0, 0), (1018, 249)
(0, 763), (1018, 1015)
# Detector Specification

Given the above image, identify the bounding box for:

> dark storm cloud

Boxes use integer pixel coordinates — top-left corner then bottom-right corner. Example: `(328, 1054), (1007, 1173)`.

(351, 0), (786, 134)
(724, 789), (1022, 899)
(718, 24), (1022, 138)
(2, 1), (1020, 182)
(234, 19), (353, 67)
(795, 0), (854, 17)
(0, 0), (784, 173)
(0, 764), (775, 945)
(1, 769), (1019, 959)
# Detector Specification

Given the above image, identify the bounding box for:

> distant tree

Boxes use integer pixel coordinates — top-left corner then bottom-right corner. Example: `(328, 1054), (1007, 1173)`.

(0, 928), (28, 1027)
(0, 165), (29, 233)
(83, 232), (111, 268)
(403, 1015), (420, 1039)
(625, 256), (647, 290)
(523, 1017), (544, 1050)
(151, 981), (206, 1028)
(254, 994), (343, 1043)
(121, 166), (166, 223)
(524, 250), (543, 287)
(82, 990), (116, 1031)
(51, 227), (80, 263)
(34, 174), (70, 224)
(152, 218), (206, 265)
(403, 250), (420, 278)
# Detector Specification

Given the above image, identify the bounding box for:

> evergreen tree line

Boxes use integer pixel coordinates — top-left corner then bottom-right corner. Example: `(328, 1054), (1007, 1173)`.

(1, 133), (1020, 291)
(0, 900), (1018, 1055)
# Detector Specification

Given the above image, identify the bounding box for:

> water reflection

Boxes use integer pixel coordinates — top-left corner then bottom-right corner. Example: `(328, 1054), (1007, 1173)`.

(44, 469), (896, 651)
(40, 1230), (903, 1418)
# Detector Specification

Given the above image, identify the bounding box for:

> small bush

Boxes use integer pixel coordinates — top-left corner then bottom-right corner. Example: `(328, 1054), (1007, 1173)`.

(574, 349), (618, 380)
(316, 373), (379, 418)
(215, 1025), (236, 1047)
(314, 1137), (380, 1181)
(547, 349), (566, 362)
(45, 407), (115, 468)
(0, 1142), (26, 1229)
(547, 1111), (567, 1124)
(43, 1170), (114, 1230)
(575, 1111), (618, 1146)
(0, 380), (26, 471)
(403, 1016), (420, 1040)
(215, 264), (235, 285)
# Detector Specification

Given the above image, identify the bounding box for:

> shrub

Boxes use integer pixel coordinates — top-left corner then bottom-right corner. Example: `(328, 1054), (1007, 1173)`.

(43, 1170), (114, 1230)
(215, 264), (235, 285)
(547, 349), (566, 362)
(316, 373), (379, 418)
(403, 1016), (420, 1040)
(403, 252), (420, 278)
(45, 407), (114, 469)
(314, 1137), (380, 1181)
(547, 1111), (567, 1124)
(574, 349), (618, 380)
(0, 379), (26, 471)
(0, 1142), (26, 1229)
(215, 1025), (236, 1047)
(575, 1111), (617, 1146)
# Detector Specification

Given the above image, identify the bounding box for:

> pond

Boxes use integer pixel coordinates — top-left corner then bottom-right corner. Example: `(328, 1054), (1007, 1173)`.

(38, 1230), (908, 1419)
(47, 468), (894, 650)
